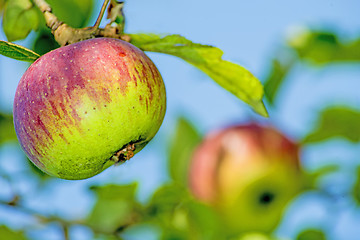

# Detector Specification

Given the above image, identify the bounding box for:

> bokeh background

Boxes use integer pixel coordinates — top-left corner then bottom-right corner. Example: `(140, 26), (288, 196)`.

(0, 0), (360, 239)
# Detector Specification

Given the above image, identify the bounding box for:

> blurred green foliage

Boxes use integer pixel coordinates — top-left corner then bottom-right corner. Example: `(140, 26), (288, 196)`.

(168, 117), (202, 187)
(296, 229), (326, 240)
(87, 183), (142, 234)
(289, 31), (360, 65)
(264, 30), (360, 106)
(0, 226), (27, 240)
(237, 232), (278, 240)
(0, 0), (5, 11)
(303, 107), (360, 143)
(264, 55), (295, 105)
(2, 0), (39, 41)
(146, 184), (224, 240)
(0, 112), (16, 144)
(353, 168), (360, 205)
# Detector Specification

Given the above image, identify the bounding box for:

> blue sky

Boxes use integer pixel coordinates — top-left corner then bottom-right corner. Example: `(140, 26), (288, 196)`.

(1, 0), (360, 239)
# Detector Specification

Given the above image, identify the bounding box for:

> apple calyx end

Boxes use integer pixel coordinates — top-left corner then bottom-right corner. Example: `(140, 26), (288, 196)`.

(111, 143), (136, 164)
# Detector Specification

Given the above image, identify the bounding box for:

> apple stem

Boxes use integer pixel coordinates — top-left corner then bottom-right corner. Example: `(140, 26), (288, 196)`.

(32, 0), (64, 34)
(33, 0), (130, 47)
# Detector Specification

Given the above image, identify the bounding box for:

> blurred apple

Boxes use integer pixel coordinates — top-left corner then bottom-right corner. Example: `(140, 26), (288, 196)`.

(189, 123), (304, 234)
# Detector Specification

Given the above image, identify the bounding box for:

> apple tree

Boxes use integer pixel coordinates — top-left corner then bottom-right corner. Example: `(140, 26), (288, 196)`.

(0, 0), (359, 240)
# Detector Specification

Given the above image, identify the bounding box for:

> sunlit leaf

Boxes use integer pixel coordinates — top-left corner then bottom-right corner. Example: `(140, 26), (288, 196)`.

(238, 232), (276, 240)
(0, 40), (40, 62)
(296, 229), (326, 240)
(303, 107), (360, 143)
(2, 0), (40, 41)
(129, 34), (268, 117)
(87, 183), (142, 234)
(0, 226), (27, 240)
(169, 118), (202, 187)
(288, 30), (360, 64)
(0, 113), (17, 144)
(46, 0), (94, 28)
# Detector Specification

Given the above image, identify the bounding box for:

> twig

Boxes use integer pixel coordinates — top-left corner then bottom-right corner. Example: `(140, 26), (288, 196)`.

(0, 198), (82, 225)
(0, 198), (136, 237)
(63, 224), (70, 240)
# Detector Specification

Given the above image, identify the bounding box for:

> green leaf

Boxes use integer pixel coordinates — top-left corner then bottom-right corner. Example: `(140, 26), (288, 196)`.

(33, 29), (60, 55)
(147, 184), (223, 240)
(0, 0), (5, 11)
(0, 226), (27, 240)
(304, 165), (339, 190)
(46, 0), (94, 28)
(183, 200), (224, 240)
(146, 184), (188, 220)
(238, 233), (276, 240)
(288, 30), (360, 64)
(303, 107), (360, 143)
(2, 0), (40, 41)
(0, 112), (17, 144)
(296, 229), (326, 240)
(353, 167), (360, 205)
(168, 118), (202, 187)
(129, 34), (268, 117)
(87, 183), (142, 234)
(0, 40), (40, 62)
(264, 56), (295, 105)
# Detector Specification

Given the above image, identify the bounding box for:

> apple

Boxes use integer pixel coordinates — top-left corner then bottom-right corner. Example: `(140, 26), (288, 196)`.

(189, 123), (304, 234)
(13, 38), (166, 180)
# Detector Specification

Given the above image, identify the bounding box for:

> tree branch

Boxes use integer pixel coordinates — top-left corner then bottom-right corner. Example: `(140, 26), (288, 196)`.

(0, 198), (134, 238)
(33, 0), (130, 47)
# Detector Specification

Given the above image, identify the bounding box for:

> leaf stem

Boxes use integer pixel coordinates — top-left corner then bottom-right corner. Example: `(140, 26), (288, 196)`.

(93, 0), (110, 30)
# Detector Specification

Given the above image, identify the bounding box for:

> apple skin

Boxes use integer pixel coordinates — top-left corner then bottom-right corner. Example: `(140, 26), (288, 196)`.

(13, 38), (166, 180)
(189, 123), (303, 234)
